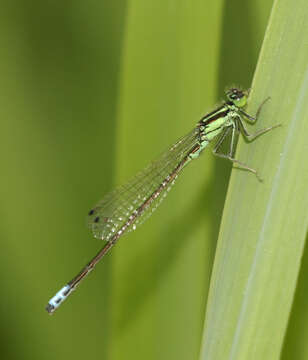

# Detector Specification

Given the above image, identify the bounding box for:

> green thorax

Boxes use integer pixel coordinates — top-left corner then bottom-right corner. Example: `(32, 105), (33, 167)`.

(189, 88), (248, 160)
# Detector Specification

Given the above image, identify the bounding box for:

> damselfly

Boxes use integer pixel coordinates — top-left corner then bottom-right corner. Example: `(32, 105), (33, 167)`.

(46, 87), (278, 314)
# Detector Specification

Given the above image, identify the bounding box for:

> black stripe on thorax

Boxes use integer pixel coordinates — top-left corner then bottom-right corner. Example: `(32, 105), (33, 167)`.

(200, 105), (230, 126)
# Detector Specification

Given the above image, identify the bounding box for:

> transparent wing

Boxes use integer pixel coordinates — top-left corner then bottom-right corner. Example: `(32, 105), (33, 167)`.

(88, 127), (199, 240)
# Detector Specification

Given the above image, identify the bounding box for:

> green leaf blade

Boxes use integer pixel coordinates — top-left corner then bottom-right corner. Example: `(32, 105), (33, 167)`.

(200, 0), (308, 358)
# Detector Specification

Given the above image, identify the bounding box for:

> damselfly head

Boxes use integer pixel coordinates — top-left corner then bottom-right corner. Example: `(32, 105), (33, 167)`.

(226, 88), (247, 108)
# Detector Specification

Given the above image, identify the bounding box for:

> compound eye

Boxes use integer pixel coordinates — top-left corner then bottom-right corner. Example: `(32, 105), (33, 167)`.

(229, 92), (240, 101)
(226, 88), (246, 105)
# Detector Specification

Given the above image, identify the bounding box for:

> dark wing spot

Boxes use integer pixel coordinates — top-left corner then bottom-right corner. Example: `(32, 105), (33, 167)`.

(88, 209), (95, 216)
(94, 216), (100, 223)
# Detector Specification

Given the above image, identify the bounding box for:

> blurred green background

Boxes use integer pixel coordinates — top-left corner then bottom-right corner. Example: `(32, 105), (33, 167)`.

(3, 0), (305, 359)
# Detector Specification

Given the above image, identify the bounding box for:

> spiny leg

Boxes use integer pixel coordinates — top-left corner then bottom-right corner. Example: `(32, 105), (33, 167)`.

(212, 126), (262, 181)
(237, 116), (281, 142)
(239, 96), (271, 124)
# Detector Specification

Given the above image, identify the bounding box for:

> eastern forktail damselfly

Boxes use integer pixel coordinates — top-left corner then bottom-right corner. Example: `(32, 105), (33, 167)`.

(46, 88), (278, 314)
